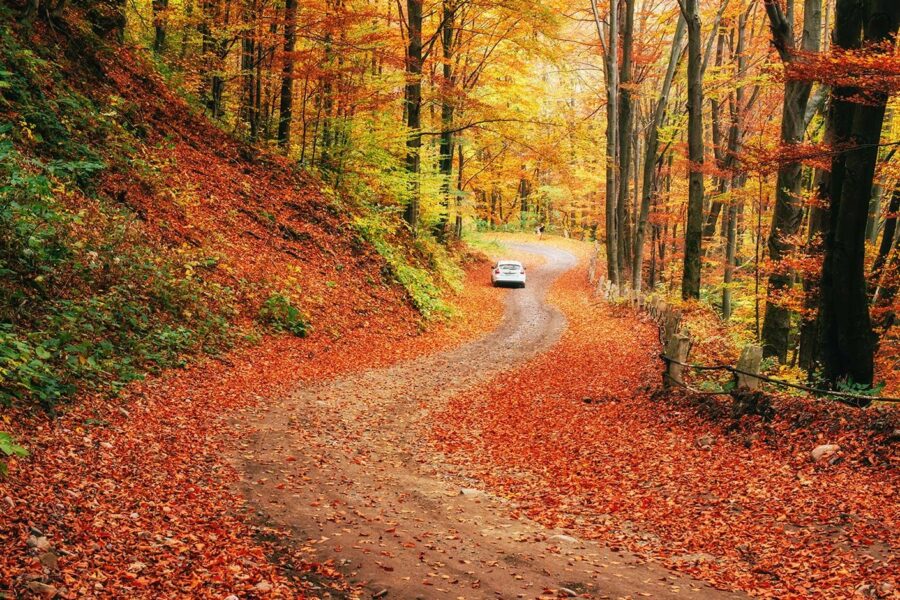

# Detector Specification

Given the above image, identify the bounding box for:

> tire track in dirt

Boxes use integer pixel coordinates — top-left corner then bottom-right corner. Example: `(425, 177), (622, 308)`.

(231, 243), (741, 599)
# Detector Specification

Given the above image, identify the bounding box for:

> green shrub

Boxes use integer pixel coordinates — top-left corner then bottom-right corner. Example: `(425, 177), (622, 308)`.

(0, 431), (28, 477)
(258, 293), (310, 337)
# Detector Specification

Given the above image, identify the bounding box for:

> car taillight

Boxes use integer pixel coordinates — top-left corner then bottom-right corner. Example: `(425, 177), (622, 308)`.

(494, 269), (501, 274)
(520, 268), (526, 273)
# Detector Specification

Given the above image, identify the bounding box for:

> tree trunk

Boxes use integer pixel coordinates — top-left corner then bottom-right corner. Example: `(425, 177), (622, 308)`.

(277, 0), (297, 149)
(436, 0), (456, 240)
(617, 0), (635, 279)
(761, 0), (821, 362)
(152, 0), (168, 52)
(634, 16), (684, 292)
(724, 12), (750, 320)
(518, 175), (529, 224)
(817, 0), (899, 388)
(241, 1), (259, 143)
(798, 166), (827, 371)
(871, 186), (899, 284)
(703, 30), (729, 242)
(871, 188), (900, 330)
(680, 0), (704, 300)
(606, 1), (619, 284)
(455, 143), (464, 238)
(403, 0), (423, 233)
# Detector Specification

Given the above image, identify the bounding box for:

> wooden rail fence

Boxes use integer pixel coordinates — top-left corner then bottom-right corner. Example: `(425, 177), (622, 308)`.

(587, 245), (898, 409)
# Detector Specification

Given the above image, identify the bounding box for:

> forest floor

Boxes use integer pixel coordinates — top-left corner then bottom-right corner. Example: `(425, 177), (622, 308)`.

(3, 237), (897, 599)
(0, 256), (505, 599)
(237, 236), (898, 600)
(232, 242), (737, 600)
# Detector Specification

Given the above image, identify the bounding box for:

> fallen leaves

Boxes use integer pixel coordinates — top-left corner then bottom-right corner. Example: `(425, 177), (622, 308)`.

(0, 261), (501, 598)
(432, 264), (899, 599)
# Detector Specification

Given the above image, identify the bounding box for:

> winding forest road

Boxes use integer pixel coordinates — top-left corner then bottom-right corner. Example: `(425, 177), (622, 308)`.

(232, 244), (739, 599)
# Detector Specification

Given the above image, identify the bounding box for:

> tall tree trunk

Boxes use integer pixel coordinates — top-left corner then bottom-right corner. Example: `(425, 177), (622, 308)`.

(436, 0), (456, 240)
(518, 175), (529, 224)
(403, 0), (423, 233)
(724, 12), (749, 320)
(241, 1), (259, 143)
(871, 188), (900, 330)
(277, 0), (297, 149)
(680, 0), (705, 300)
(871, 186), (899, 284)
(799, 165), (828, 370)
(703, 30), (729, 242)
(152, 0), (168, 52)
(617, 0), (635, 279)
(866, 115), (894, 242)
(761, 0), (821, 362)
(590, 0), (619, 284)
(634, 16), (685, 292)
(455, 143), (464, 238)
(200, 0), (230, 119)
(817, 0), (899, 388)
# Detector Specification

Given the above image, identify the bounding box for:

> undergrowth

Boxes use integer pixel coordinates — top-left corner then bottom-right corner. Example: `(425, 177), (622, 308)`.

(0, 9), (468, 423)
(352, 209), (457, 319)
(258, 293), (310, 337)
(0, 15), (237, 414)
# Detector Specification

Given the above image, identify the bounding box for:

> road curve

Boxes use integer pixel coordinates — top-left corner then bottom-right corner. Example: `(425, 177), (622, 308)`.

(231, 243), (739, 599)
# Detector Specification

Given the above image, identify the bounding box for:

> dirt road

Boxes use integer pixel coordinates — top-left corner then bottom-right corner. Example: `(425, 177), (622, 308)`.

(232, 244), (739, 599)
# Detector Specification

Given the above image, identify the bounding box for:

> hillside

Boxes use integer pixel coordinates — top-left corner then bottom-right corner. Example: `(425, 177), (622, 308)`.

(0, 8), (505, 597)
(0, 6), (462, 414)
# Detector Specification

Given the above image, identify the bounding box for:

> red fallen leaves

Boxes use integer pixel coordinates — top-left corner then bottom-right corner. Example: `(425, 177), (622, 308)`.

(432, 265), (898, 599)
(0, 264), (501, 599)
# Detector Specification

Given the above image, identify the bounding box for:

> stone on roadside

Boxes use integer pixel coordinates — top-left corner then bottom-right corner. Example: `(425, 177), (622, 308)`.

(460, 488), (483, 497)
(811, 444), (839, 462)
(549, 534), (578, 544)
(558, 587), (578, 597)
(25, 582), (57, 598)
(255, 581), (273, 593)
(39, 552), (59, 570)
(27, 536), (51, 552)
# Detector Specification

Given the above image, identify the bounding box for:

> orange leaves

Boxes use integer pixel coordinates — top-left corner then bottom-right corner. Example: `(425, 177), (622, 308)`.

(430, 264), (899, 598)
(0, 257), (501, 598)
(782, 44), (900, 98)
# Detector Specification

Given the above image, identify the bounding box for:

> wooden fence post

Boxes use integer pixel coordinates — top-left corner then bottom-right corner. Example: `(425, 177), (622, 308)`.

(664, 333), (691, 388)
(734, 345), (762, 390)
(662, 308), (682, 342)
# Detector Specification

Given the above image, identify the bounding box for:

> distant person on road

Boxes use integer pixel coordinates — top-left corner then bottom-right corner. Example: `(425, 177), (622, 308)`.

(537, 224), (545, 240)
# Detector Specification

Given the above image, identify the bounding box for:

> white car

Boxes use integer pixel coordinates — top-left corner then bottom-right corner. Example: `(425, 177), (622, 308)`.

(491, 260), (526, 288)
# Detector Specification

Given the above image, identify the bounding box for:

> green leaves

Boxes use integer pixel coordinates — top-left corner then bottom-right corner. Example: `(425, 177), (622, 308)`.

(352, 212), (456, 320)
(0, 431), (28, 477)
(258, 293), (311, 337)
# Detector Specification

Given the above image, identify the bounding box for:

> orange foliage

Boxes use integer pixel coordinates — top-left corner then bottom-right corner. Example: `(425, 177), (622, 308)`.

(433, 266), (898, 598)
(0, 263), (502, 598)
